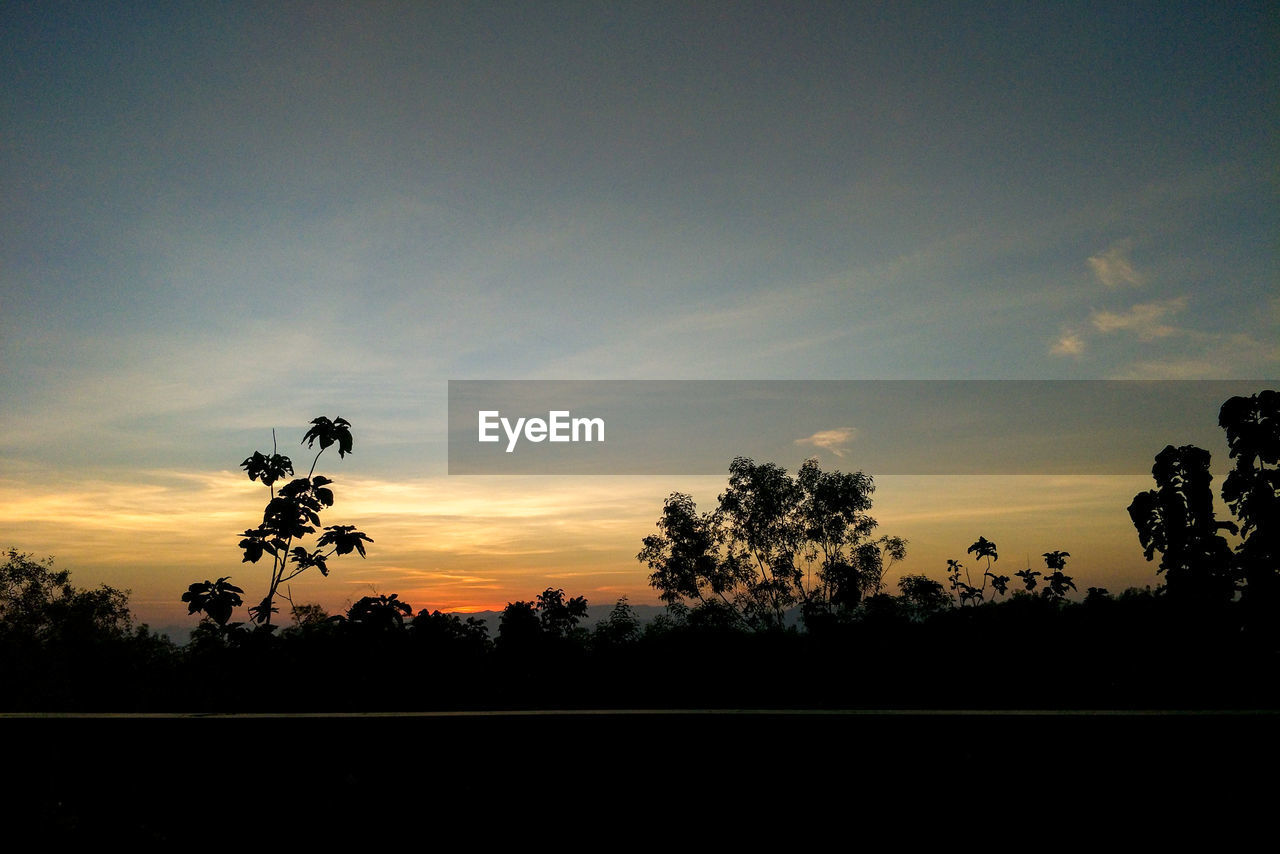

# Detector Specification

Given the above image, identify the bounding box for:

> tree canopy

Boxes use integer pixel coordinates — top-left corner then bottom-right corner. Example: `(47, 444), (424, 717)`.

(638, 457), (905, 629)
(1128, 444), (1238, 604)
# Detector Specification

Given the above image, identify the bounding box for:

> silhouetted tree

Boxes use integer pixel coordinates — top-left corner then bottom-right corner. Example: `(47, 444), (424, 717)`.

(1219, 390), (1280, 617)
(946, 537), (1009, 606)
(1129, 444), (1237, 604)
(185, 417), (373, 628)
(1041, 550), (1076, 600)
(535, 587), (589, 640)
(1, 549), (133, 643)
(1084, 587), (1112, 605)
(497, 600), (542, 651)
(639, 457), (905, 629)
(639, 492), (743, 609)
(0, 549), (169, 710)
(946, 559), (975, 605)
(411, 608), (491, 654)
(592, 597), (643, 651)
(896, 573), (951, 622)
(685, 599), (748, 633)
(290, 602), (330, 626)
(343, 593), (412, 632)
(642, 602), (690, 640)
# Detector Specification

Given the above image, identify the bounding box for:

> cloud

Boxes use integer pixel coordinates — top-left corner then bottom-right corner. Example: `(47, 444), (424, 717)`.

(1110, 332), (1280, 379)
(1090, 296), (1187, 341)
(1050, 330), (1086, 357)
(1050, 296), (1188, 358)
(795, 427), (858, 458)
(1054, 288), (1279, 376)
(1088, 240), (1145, 288)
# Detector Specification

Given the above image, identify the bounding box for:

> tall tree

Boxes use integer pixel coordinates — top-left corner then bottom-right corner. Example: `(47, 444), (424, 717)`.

(1128, 444), (1237, 604)
(184, 417), (373, 628)
(1219, 390), (1280, 616)
(639, 457), (905, 628)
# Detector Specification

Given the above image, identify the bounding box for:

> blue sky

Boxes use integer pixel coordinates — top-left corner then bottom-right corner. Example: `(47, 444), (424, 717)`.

(2, 2), (1275, 624)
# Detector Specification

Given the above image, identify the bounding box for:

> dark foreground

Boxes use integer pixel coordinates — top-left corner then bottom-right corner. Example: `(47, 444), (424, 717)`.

(7, 709), (1276, 841)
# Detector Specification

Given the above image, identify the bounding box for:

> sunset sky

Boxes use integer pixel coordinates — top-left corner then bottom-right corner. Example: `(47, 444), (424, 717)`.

(2, 2), (1276, 630)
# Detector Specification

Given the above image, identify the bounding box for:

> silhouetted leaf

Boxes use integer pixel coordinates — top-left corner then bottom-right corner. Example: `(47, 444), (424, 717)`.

(967, 536), (998, 562)
(241, 451), (294, 486)
(302, 416), (354, 458)
(318, 525), (373, 557)
(248, 597), (278, 624)
(181, 577), (244, 625)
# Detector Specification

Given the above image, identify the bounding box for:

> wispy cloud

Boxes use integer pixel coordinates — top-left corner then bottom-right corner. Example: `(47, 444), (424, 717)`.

(1111, 332), (1280, 379)
(1090, 296), (1187, 340)
(1088, 239), (1145, 288)
(1050, 330), (1086, 357)
(795, 427), (858, 458)
(1050, 297), (1188, 358)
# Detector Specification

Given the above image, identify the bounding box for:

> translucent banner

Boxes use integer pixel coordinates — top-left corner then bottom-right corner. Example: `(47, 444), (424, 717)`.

(447, 380), (1275, 475)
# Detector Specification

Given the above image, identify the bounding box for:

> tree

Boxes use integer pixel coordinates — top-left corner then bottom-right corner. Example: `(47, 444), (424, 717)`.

(1040, 550), (1076, 600)
(343, 593), (412, 632)
(411, 608), (491, 654)
(946, 559), (977, 606)
(639, 492), (743, 610)
(639, 457), (905, 629)
(494, 588), (592, 654)
(1128, 444), (1237, 604)
(897, 573), (952, 622)
(535, 587), (589, 640)
(1219, 390), (1280, 615)
(496, 600), (542, 651)
(0, 549), (155, 711)
(1084, 587), (1112, 605)
(593, 597), (642, 649)
(184, 417), (373, 628)
(290, 602), (331, 626)
(946, 537), (1009, 606)
(1, 548), (134, 643)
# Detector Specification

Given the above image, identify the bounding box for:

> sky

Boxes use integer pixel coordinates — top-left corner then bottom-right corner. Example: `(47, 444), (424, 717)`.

(2, 1), (1276, 630)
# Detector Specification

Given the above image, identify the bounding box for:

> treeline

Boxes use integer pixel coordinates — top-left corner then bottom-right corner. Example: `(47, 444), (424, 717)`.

(1, 548), (1275, 712)
(2, 389), (1276, 712)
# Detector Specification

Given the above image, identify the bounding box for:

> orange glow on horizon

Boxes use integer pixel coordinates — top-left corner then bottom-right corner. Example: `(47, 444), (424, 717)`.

(0, 468), (1177, 628)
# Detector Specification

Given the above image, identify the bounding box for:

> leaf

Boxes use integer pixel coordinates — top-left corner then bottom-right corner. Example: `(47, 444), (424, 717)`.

(312, 477), (335, 507)
(241, 451), (294, 486)
(279, 478), (313, 498)
(179, 577), (244, 625)
(967, 536), (998, 562)
(302, 416), (354, 458)
(318, 525), (373, 557)
(248, 597), (278, 624)
(288, 547), (330, 577)
(239, 534), (265, 564)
